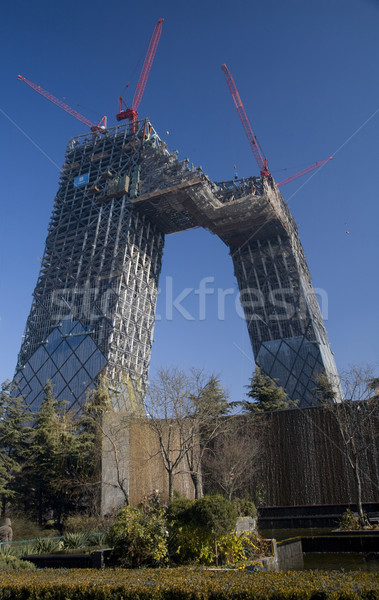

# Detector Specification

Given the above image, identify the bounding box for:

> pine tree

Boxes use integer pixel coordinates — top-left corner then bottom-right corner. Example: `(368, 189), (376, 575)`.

(239, 367), (297, 412)
(192, 375), (230, 418)
(28, 381), (88, 524)
(0, 381), (33, 511)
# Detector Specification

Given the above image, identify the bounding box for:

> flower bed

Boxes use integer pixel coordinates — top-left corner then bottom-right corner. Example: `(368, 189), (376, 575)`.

(0, 567), (377, 599)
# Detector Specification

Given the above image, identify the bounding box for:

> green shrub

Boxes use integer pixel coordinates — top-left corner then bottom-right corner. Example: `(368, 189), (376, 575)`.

(167, 495), (240, 565)
(32, 537), (63, 554)
(339, 508), (361, 530)
(0, 554), (35, 570)
(62, 532), (90, 549)
(106, 504), (168, 568)
(232, 497), (257, 518)
(192, 494), (238, 538)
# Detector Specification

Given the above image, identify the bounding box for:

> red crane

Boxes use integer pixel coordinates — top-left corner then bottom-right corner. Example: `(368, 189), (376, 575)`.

(221, 64), (332, 187)
(17, 75), (107, 132)
(117, 18), (164, 124)
(276, 157), (332, 187)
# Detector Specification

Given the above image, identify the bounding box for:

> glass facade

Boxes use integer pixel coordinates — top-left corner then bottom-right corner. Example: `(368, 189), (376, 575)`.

(14, 319), (106, 412)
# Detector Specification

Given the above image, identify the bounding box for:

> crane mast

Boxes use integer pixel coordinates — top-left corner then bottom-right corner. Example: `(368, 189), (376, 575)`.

(117, 18), (164, 124)
(221, 64), (269, 178)
(221, 64), (332, 187)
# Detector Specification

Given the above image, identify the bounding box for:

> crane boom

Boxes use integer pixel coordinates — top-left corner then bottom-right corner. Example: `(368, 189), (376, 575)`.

(276, 157), (333, 187)
(221, 64), (269, 177)
(132, 18), (164, 111)
(117, 18), (164, 123)
(17, 75), (107, 131)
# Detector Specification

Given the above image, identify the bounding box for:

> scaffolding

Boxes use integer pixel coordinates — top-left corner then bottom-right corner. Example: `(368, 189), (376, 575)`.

(14, 120), (340, 411)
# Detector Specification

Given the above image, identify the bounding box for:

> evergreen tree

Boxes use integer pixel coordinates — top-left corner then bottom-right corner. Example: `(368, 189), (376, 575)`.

(186, 374), (231, 499)
(0, 382), (33, 510)
(238, 367), (297, 412)
(192, 375), (230, 418)
(28, 381), (89, 524)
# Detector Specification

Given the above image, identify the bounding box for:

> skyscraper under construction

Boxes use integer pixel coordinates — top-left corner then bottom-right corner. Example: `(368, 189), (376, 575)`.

(13, 119), (340, 410)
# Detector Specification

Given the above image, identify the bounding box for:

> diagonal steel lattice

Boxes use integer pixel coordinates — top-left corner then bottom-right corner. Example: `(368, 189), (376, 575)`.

(14, 120), (341, 411)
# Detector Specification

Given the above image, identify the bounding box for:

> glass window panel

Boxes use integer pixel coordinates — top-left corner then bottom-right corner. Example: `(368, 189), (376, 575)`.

(51, 341), (72, 369)
(270, 360), (290, 389)
(29, 346), (49, 373)
(75, 337), (96, 363)
(60, 353), (81, 384)
(50, 372), (66, 397)
(68, 368), (91, 398)
(21, 363), (34, 383)
(44, 328), (63, 355)
(36, 359), (57, 385)
(84, 350), (107, 379)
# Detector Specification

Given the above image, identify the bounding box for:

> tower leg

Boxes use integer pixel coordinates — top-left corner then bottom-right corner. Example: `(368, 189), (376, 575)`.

(231, 234), (340, 406)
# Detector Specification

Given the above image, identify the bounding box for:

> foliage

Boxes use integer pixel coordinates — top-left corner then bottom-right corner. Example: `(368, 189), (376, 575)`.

(0, 554), (35, 570)
(192, 494), (237, 539)
(339, 508), (362, 531)
(0, 377), (100, 522)
(167, 495), (239, 565)
(62, 532), (90, 549)
(0, 381), (33, 506)
(254, 483), (266, 507)
(0, 567), (377, 599)
(166, 497), (204, 564)
(232, 497), (257, 518)
(33, 537), (63, 554)
(186, 373), (231, 499)
(237, 368), (297, 412)
(190, 375), (230, 419)
(106, 501), (168, 568)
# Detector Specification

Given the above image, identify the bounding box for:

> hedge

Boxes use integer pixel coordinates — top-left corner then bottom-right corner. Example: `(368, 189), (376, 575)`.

(0, 567), (377, 599)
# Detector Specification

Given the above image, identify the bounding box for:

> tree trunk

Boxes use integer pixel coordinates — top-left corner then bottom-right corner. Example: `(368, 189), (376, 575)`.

(354, 456), (365, 527)
(168, 471), (173, 501)
(191, 472), (203, 499)
(214, 533), (218, 566)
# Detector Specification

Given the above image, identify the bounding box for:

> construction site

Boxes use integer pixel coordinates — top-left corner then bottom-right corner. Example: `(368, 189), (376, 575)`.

(14, 19), (341, 414)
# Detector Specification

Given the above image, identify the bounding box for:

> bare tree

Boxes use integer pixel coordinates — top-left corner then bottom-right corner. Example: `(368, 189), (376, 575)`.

(316, 365), (379, 526)
(143, 367), (195, 501)
(204, 415), (261, 501)
(185, 372), (230, 499)
(83, 374), (135, 508)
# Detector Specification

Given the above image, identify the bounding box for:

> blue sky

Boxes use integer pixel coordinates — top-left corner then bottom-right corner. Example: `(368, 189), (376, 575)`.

(1, 0), (379, 402)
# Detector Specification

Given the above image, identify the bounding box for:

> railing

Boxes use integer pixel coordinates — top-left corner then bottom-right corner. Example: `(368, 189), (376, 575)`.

(65, 119), (161, 151)
(214, 176), (265, 202)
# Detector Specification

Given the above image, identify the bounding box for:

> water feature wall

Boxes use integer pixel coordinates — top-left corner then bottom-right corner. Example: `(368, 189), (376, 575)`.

(246, 405), (379, 506)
